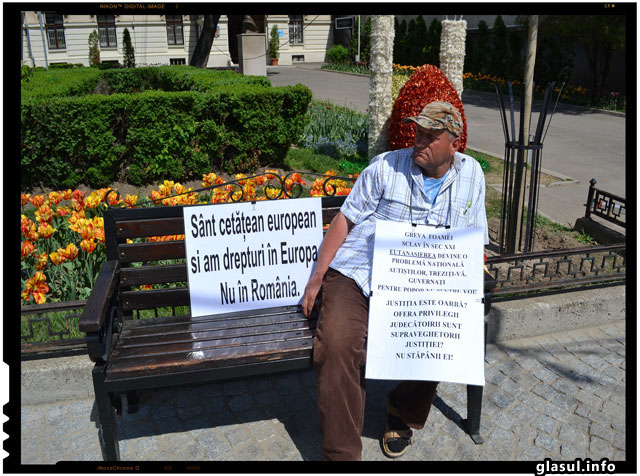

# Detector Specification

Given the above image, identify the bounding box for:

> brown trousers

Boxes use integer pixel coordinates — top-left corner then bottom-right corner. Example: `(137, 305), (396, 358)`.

(313, 268), (439, 461)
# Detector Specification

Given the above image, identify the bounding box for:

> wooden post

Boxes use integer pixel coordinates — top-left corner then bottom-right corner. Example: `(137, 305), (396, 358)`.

(513, 15), (538, 252)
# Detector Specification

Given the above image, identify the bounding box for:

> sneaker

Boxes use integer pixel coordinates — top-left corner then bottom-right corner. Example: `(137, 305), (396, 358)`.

(382, 392), (412, 458)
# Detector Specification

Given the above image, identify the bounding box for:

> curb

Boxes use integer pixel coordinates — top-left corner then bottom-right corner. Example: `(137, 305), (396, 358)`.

(466, 146), (577, 184)
(21, 286), (625, 405)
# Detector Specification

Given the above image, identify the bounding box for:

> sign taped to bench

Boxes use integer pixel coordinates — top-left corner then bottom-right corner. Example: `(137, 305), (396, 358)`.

(183, 197), (324, 316)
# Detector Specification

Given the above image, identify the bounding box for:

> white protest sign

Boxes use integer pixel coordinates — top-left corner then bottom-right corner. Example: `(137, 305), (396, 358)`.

(365, 221), (485, 386)
(183, 197), (323, 317)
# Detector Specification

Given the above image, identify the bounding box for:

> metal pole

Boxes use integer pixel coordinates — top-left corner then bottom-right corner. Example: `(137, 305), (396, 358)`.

(356, 15), (361, 63)
(37, 11), (49, 70)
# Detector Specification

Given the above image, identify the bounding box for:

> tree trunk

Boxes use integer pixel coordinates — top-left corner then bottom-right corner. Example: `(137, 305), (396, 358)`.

(189, 15), (221, 68)
(508, 15), (538, 254)
(368, 15), (395, 158)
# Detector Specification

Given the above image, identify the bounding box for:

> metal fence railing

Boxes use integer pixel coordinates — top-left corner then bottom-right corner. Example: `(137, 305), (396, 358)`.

(21, 244), (625, 358)
(585, 178), (626, 229)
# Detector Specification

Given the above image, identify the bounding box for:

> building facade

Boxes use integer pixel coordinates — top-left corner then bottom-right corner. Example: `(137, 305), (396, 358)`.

(21, 13), (334, 68)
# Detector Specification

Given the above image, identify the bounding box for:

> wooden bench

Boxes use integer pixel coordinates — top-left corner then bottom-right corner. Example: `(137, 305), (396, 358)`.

(79, 192), (494, 461)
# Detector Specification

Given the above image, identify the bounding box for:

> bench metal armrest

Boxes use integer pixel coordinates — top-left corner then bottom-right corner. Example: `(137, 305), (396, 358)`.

(79, 260), (120, 362)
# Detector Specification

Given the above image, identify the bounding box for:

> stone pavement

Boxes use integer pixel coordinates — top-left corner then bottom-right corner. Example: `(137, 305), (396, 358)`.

(20, 320), (626, 464)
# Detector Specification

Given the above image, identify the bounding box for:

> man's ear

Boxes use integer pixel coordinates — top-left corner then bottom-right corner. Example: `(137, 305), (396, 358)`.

(451, 136), (461, 152)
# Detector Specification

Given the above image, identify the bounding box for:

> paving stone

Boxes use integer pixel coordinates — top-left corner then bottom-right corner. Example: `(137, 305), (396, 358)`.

(197, 382), (224, 398)
(535, 432), (560, 453)
(590, 422), (613, 442)
(496, 359), (521, 376)
(248, 376), (273, 393)
(532, 382), (559, 401)
(552, 394), (578, 412)
(574, 404), (591, 418)
(489, 391), (515, 409)
(227, 393), (254, 413)
(509, 372), (541, 391)
(602, 399), (625, 419)
(540, 401), (570, 421)
(173, 442), (206, 460)
(220, 425), (250, 447)
(253, 390), (280, 407)
(194, 429), (230, 459)
(589, 435), (613, 456)
(575, 389), (603, 409)
(273, 373), (304, 395)
(588, 409), (613, 427)
(532, 367), (560, 384)
(611, 431), (626, 451)
(602, 365), (625, 381)
(613, 449), (626, 461)
(533, 414), (558, 435)
(610, 417), (625, 433)
(509, 404), (538, 423)
(223, 380), (249, 397)
(233, 441), (266, 461)
(558, 423), (589, 446)
(513, 355), (544, 371)
(153, 416), (183, 435)
(485, 344), (510, 364)
(559, 442), (585, 459)
(178, 404), (204, 420)
(258, 435), (297, 460)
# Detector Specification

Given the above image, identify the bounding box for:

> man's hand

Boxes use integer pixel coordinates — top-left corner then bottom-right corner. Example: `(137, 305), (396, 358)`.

(299, 211), (353, 319)
(302, 272), (323, 318)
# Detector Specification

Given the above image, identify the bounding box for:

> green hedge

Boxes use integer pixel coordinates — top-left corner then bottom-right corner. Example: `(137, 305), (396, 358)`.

(21, 67), (311, 188)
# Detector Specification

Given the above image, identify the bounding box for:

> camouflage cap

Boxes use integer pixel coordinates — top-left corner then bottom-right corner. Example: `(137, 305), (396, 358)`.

(401, 101), (463, 137)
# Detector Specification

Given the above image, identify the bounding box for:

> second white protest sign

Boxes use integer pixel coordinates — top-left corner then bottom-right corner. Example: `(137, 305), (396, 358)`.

(365, 221), (485, 386)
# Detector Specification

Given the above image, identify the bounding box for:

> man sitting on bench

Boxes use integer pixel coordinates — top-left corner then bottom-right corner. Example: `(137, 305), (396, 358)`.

(301, 101), (489, 460)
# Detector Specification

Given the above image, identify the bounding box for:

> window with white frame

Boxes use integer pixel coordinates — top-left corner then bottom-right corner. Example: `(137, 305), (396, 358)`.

(166, 15), (184, 45)
(45, 14), (66, 49)
(97, 15), (117, 47)
(288, 15), (303, 44)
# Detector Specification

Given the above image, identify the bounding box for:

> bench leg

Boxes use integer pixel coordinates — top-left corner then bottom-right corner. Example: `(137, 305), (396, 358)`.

(465, 384), (484, 444)
(92, 364), (121, 461)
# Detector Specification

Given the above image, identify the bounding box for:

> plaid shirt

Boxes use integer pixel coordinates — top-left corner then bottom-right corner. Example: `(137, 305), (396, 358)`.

(330, 147), (489, 296)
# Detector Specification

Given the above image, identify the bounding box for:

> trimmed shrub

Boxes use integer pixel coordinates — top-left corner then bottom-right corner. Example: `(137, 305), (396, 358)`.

(327, 44), (350, 64)
(21, 67), (311, 188)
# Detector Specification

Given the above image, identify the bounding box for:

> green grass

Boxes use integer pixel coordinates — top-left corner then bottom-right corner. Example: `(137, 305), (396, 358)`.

(285, 147), (369, 176)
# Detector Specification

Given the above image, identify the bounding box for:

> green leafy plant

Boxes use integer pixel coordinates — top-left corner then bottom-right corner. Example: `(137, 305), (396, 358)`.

(299, 100), (368, 161)
(327, 44), (350, 64)
(123, 28), (136, 68)
(269, 25), (280, 60)
(88, 30), (100, 66)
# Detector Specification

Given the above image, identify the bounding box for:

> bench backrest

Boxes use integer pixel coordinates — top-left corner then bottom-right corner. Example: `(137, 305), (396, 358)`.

(103, 196), (346, 318)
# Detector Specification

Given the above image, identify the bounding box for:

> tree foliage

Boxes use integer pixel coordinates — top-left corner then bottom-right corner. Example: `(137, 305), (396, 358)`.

(123, 28), (135, 68)
(393, 16), (441, 67)
(88, 30), (100, 67)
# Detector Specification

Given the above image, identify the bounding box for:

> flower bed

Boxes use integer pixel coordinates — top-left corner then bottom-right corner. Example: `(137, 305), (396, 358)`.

(20, 171), (354, 304)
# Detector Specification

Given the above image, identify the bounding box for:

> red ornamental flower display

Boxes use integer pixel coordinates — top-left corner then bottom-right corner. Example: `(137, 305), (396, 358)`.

(388, 64), (467, 153)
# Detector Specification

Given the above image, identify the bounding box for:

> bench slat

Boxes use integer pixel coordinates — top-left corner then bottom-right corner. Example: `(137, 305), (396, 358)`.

(105, 338), (313, 380)
(121, 310), (309, 338)
(121, 288), (190, 310)
(117, 319), (316, 350)
(117, 241), (186, 263)
(114, 207), (342, 242)
(120, 264), (187, 287)
(116, 217), (185, 239)
(111, 327), (316, 360)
